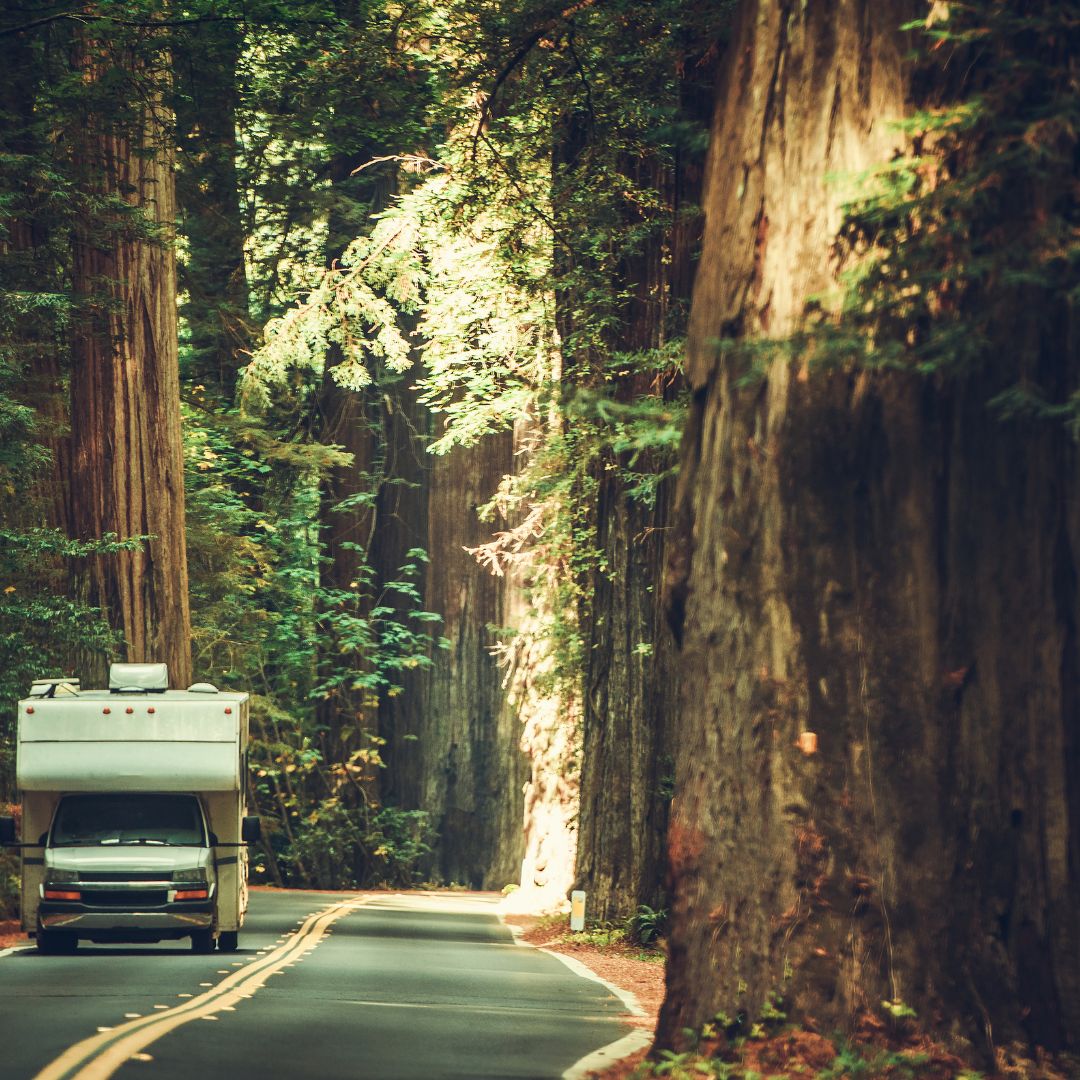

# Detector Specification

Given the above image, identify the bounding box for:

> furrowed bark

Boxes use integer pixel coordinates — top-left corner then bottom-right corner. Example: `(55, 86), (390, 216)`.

(69, 34), (192, 690)
(660, 0), (1080, 1057)
(572, 52), (715, 922)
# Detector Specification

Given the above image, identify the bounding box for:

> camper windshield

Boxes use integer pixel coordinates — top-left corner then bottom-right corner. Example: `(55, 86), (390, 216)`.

(51, 794), (206, 847)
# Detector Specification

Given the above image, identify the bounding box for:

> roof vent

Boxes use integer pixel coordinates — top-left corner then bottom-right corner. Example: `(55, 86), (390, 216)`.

(109, 662), (169, 693)
(28, 677), (81, 698)
(187, 682), (220, 694)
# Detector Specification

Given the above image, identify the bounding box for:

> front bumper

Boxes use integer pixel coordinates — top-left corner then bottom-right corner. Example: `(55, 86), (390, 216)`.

(38, 898), (214, 937)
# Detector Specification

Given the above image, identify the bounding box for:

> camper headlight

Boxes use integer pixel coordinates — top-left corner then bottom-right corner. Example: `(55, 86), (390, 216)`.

(44, 868), (79, 884)
(172, 868), (208, 884)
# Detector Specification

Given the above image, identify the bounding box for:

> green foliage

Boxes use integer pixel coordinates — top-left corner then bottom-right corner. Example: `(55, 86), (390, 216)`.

(238, 0), (725, 703)
(759, 3), (1080, 431)
(635, 1051), (763, 1080)
(880, 999), (918, 1022)
(281, 797), (433, 890)
(0, 0), (725, 881)
(628, 903), (668, 945)
(814, 1040), (933, 1080)
(183, 390), (447, 888)
(759, 991), (787, 1025)
(566, 925), (627, 948)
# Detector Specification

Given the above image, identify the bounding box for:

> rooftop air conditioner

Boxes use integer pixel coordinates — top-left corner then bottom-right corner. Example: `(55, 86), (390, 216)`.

(108, 662), (169, 693)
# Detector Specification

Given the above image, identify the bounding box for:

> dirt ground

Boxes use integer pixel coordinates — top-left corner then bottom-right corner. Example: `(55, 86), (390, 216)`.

(0, 919), (26, 950)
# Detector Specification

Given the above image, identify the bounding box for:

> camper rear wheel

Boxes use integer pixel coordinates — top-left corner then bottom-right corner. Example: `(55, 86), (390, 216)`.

(190, 929), (215, 953)
(218, 931), (238, 952)
(37, 929), (77, 955)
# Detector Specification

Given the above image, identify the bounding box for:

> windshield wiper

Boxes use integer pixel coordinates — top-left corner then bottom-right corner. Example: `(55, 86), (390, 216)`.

(100, 837), (168, 846)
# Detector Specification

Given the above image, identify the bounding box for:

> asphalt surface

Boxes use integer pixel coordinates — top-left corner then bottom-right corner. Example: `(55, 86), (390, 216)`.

(0, 890), (633, 1080)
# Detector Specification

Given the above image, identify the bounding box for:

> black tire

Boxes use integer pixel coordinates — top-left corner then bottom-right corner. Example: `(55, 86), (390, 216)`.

(37, 929), (77, 955)
(190, 929), (215, 953)
(217, 931), (238, 952)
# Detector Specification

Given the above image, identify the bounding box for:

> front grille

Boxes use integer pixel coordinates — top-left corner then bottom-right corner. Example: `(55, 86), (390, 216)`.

(81, 889), (169, 907)
(78, 872), (170, 883)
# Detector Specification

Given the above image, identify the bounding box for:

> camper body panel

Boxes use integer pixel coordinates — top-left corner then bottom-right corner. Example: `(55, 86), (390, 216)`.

(19, 790), (54, 932)
(15, 683), (251, 944)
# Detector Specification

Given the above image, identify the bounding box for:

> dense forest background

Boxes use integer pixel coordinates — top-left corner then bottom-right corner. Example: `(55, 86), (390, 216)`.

(1, 0), (1079, 1073)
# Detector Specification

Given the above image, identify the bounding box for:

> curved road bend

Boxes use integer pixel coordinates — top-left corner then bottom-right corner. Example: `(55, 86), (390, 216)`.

(0, 890), (635, 1080)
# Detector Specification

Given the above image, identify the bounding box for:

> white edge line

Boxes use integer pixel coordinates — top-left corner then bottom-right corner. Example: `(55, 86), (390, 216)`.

(498, 913), (655, 1079)
(0, 944), (32, 960)
(561, 1029), (652, 1080)
(537, 947), (647, 1018)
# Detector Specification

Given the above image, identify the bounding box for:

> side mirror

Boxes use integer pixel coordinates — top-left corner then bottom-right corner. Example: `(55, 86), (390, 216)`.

(208, 832), (220, 847)
(241, 815), (261, 844)
(0, 817), (15, 845)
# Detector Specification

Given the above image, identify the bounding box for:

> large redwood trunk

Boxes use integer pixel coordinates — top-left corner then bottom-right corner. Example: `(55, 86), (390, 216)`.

(659, 0), (1080, 1060)
(419, 431), (527, 888)
(68, 36), (192, 689)
(572, 66), (714, 922)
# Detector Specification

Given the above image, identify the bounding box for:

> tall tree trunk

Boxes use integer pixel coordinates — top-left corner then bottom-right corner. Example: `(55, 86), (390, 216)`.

(659, 0), (1080, 1060)
(0, 29), (70, 537)
(68, 34), (192, 689)
(423, 429), (527, 888)
(313, 150), (404, 885)
(572, 60), (715, 922)
(174, 19), (250, 402)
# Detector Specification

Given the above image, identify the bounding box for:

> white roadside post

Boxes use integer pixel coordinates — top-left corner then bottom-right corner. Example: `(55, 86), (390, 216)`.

(570, 890), (586, 932)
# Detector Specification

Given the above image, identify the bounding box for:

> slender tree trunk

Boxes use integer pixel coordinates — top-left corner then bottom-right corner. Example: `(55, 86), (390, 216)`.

(0, 30), (71, 537)
(308, 147), (390, 887)
(174, 19), (250, 402)
(659, 0), (1080, 1060)
(68, 34), (192, 689)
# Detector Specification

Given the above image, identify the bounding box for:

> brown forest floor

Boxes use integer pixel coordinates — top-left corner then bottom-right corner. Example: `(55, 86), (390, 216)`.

(0, 919), (25, 949)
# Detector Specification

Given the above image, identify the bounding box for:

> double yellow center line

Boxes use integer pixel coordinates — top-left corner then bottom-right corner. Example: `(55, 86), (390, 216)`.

(35, 898), (367, 1080)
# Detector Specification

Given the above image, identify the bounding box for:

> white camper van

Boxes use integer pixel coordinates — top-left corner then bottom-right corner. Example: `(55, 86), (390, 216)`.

(0, 663), (260, 954)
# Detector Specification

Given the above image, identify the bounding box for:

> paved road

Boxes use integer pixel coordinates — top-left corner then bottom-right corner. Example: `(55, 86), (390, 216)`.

(0, 890), (634, 1080)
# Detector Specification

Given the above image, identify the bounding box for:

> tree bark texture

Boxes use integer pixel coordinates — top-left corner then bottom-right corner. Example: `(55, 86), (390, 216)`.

(660, 0), (1080, 1057)
(68, 37), (192, 690)
(385, 422), (529, 889)
(573, 69), (714, 920)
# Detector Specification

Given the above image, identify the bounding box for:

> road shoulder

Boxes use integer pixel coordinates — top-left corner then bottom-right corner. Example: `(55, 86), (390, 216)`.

(503, 913), (661, 1078)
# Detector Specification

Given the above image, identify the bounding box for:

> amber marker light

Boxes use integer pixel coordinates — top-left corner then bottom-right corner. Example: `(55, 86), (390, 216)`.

(174, 888), (210, 901)
(43, 889), (81, 901)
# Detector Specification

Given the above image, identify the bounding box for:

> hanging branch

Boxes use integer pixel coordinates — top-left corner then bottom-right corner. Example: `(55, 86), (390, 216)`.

(470, 0), (604, 155)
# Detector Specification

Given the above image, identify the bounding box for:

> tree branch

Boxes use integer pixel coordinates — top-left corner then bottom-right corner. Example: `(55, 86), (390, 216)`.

(470, 0), (604, 153)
